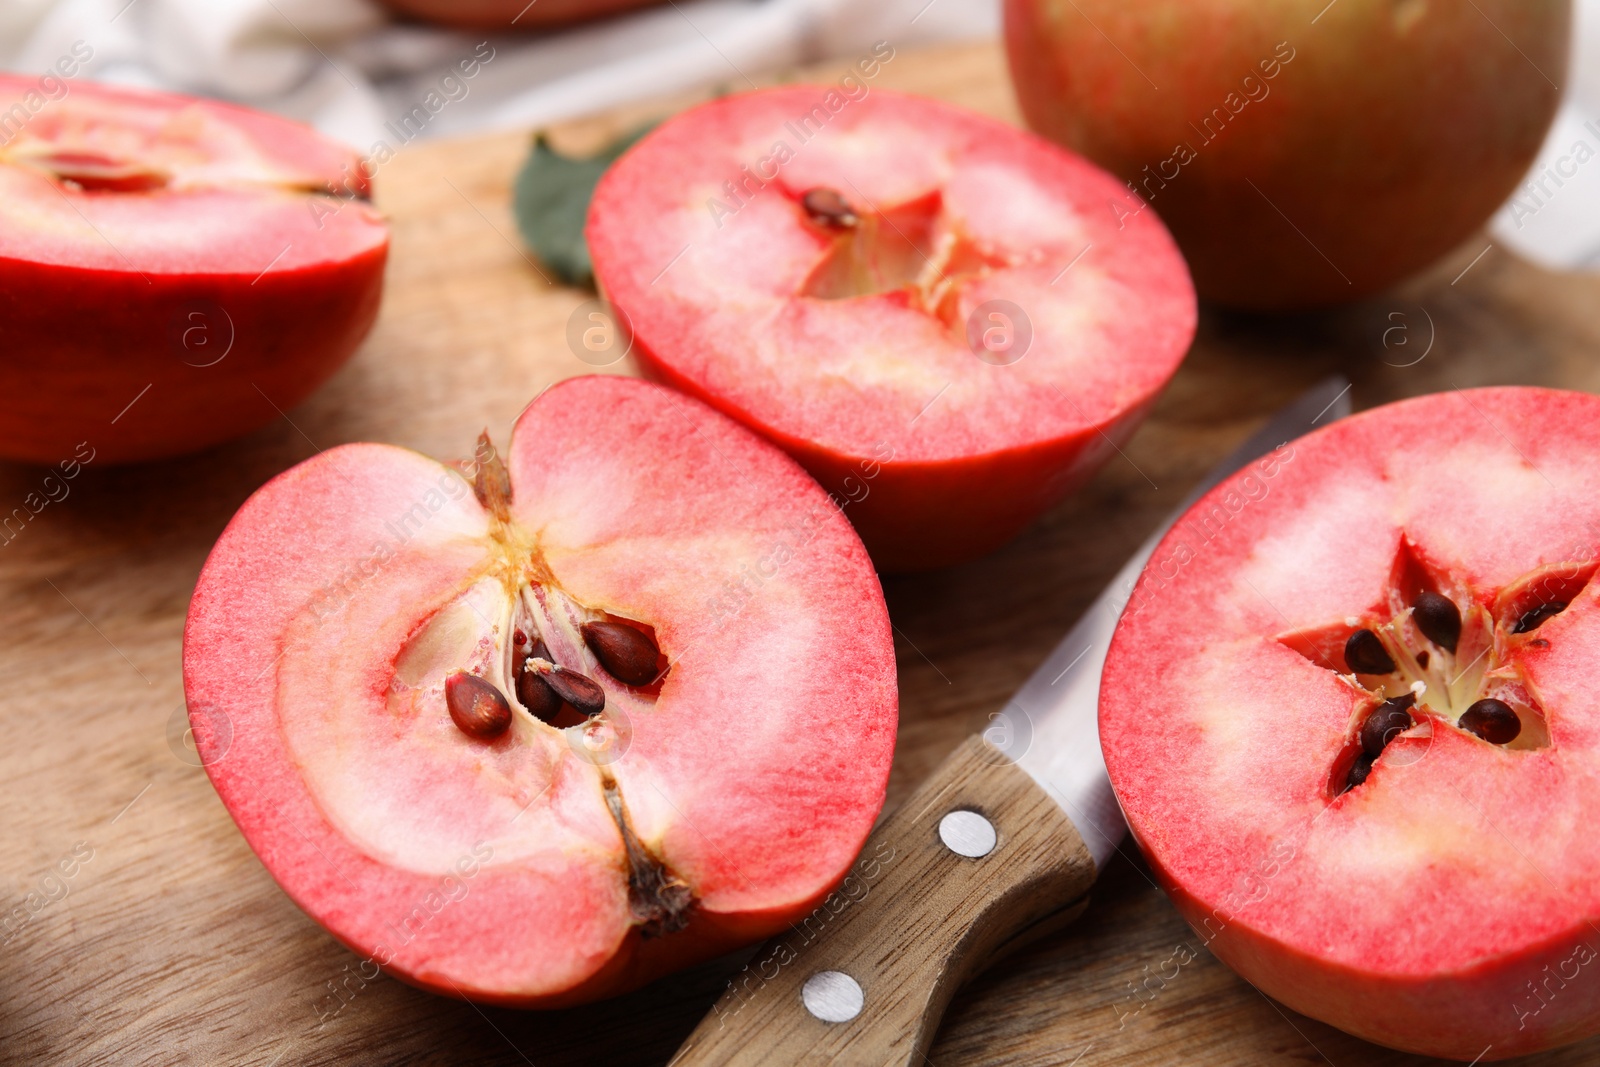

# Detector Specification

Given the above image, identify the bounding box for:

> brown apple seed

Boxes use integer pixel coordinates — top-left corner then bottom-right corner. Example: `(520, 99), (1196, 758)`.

(1412, 591), (1461, 653)
(801, 187), (858, 230)
(1345, 754), (1375, 792)
(582, 621), (661, 686)
(1344, 628), (1397, 674)
(531, 661), (606, 716)
(445, 671), (513, 740)
(1360, 695), (1415, 759)
(1460, 698), (1521, 745)
(515, 663), (562, 723)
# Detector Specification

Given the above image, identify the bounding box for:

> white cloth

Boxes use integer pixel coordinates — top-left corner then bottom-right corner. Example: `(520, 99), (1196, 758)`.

(1488, 0), (1600, 271)
(2, 0), (1594, 269)
(0, 0), (997, 150)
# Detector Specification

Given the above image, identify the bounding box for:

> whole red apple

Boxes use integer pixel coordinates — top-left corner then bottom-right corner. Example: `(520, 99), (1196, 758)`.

(1101, 387), (1600, 1059)
(0, 76), (387, 465)
(183, 375), (897, 1005)
(379, 0), (661, 28)
(587, 86), (1196, 571)
(1005, 0), (1569, 309)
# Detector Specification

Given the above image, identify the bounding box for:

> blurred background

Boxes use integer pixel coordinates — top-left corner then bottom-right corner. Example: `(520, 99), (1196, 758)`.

(3, 0), (1596, 271)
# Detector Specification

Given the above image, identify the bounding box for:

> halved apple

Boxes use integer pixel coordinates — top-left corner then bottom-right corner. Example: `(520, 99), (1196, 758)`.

(587, 87), (1196, 571)
(183, 375), (897, 1005)
(1102, 387), (1600, 1059)
(0, 76), (387, 463)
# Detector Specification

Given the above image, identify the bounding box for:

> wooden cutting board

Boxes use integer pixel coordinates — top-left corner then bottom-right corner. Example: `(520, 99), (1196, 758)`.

(5, 38), (1600, 1067)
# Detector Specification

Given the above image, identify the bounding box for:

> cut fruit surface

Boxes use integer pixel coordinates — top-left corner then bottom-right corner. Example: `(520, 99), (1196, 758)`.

(587, 86), (1195, 570)
(0, 76), (387, 463)
(1100, 387), (1600, 1060)
(183, 376), (896, 1005)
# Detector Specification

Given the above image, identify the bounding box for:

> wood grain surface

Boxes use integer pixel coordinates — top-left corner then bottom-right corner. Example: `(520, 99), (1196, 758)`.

(5, 39), (1600, 1067)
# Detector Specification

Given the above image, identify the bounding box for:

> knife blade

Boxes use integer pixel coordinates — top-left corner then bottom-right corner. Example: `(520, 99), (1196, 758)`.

(671, 376), (1354, 1067)
(999, 374), (1354, 870)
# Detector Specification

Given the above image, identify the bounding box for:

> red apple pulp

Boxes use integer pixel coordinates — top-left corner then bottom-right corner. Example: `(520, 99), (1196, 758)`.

(1005, 0), (1569, 309)
(1101, 387), (1600, 1059)
(587, 86), (1196, 571)
(0, 76), (388, 464)
(183, 375), (897, 1005)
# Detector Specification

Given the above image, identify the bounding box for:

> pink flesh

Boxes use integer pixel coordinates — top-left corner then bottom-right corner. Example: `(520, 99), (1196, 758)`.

(1101, 387), (1600, 1052)
(0, 75), (384, 274)
(587, 86), (1195, 465)
(503, 382), (899, 912)
(183, 376), (896, 1001)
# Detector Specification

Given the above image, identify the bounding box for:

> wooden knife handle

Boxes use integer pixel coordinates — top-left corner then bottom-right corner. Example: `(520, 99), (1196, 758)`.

(671, 735), (1098, 1066)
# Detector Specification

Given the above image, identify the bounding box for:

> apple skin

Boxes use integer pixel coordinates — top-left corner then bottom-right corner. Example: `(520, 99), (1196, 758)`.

(1161, 873), (1600, 1059)
(379, 0), (661, 28)
(638, 351), (1161, 572)
(1100, 387), (1600, 1059)
(0, 252), (385, 465)
(1004, 0), (1569, 310)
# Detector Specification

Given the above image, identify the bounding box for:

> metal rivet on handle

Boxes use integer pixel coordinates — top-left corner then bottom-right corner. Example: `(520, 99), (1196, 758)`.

(939, 810), (996, 858)
(801, 970), (864, 1023)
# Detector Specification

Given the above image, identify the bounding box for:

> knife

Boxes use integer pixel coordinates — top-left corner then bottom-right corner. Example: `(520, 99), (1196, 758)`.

(670, 376), (1354, 1066)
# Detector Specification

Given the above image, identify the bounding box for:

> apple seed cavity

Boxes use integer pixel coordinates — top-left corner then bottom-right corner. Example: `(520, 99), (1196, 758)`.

(424, 439), (665, 733)
(1513, 601), (1567, 633)
(392, 434), (695, 936)
(406, 441), (652, 731)
(1297, 556), (1577, 796)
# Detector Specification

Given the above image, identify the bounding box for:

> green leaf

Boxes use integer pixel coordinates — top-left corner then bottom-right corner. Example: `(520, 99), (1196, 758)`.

(512, 124), (655, 289)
